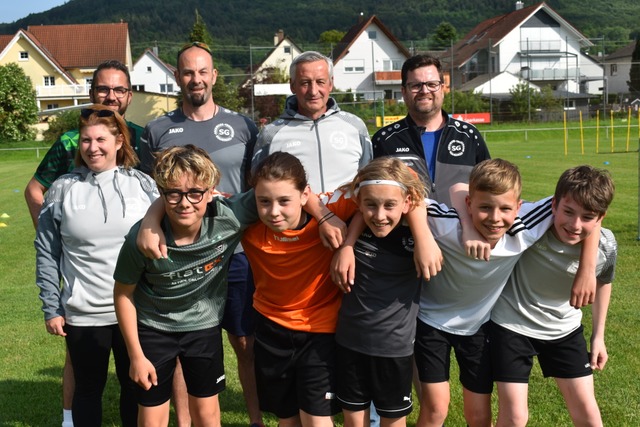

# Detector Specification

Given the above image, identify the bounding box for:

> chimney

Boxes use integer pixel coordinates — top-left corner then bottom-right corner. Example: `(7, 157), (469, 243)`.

(274, 29), (284, 46)
(515, 1), (524, 10)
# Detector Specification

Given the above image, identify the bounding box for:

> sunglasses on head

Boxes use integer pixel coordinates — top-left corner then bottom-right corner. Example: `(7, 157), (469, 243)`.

(80, 108), (116, 119)
(177, 41), (212, 58)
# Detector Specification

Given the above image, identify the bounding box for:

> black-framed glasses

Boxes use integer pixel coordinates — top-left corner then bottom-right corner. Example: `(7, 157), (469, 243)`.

(177, 41), (212, 58)
(94, 86), (130, 98)
(80, 108), (115, 119)
(162, 189), (209, 205)
(405, 81), (443, 93)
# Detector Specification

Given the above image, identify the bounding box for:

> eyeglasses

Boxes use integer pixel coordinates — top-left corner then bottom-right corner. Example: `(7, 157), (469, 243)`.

(80, 108), (115, 119)
(405, 81), (443, 93)
(94, 86), (130, 98)
(177, 41), (212, 58)
(162, 189), (209, 205)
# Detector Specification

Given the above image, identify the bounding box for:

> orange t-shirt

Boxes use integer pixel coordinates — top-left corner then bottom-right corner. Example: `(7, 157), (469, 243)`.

(242, 191), (358, 333)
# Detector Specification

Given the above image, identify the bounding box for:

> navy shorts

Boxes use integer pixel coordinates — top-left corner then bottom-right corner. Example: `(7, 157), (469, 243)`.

(414, 319), (493, 394)
(254, 313), (340, 419)
(135, 324), (225, 406)
(336, 344), (413, 419)
(490, 322), (592, 382)
(220, 252), (256, 337)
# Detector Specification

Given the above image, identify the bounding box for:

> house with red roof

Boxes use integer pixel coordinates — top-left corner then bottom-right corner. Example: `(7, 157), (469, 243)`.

(443, 1), (603, 109)
(0, 22), (131, 111)
(330, 15), (411, 101)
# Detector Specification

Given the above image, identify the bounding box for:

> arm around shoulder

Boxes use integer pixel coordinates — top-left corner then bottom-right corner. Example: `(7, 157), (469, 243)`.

(136, 199), (168, 259)
(570, 223), (601, 308)
(589, 281), (611, 370)
(405, 198), (442, 280)
(25, 177), (47, 229)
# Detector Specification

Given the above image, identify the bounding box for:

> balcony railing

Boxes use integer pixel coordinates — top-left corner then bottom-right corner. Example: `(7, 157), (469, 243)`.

(36, 84), (90, 97)
(520, 40), (562, 52)
(520, 68), (579, 80)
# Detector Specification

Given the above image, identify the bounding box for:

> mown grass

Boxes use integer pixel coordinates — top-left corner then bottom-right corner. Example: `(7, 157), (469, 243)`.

(0, 118), (639, 425)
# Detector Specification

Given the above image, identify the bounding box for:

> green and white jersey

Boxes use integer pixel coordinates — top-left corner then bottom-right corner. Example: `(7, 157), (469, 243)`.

(113, 191), (258, 332)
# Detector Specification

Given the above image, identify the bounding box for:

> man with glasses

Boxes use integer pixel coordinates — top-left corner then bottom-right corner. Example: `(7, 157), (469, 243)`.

(372, 54), (490, 206)
(23, 59), (142, 427)
(138, 42), (263, 427)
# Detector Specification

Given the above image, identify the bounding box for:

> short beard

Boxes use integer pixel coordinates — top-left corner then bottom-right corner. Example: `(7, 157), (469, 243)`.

(186, 92), (208, 107)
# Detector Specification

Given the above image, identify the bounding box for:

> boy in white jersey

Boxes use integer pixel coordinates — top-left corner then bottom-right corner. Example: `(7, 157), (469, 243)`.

(490, 165), (616, 427)
(414, 159), (599, 427)
(415, 159), (541, 427)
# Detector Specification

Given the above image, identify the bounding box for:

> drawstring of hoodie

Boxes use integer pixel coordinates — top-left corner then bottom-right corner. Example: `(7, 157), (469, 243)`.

(92, 169), (127, 223)
(112, 170), (127, 219)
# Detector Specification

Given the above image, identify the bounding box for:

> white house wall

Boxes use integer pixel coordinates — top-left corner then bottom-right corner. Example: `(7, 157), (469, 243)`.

(131, 53), (178, 95)
(579, 53), (604, 95)
(606, 58), (632, 96)
(498, 35), (521, 74)
(333, 23), (406, 100)
(475, 72), (539, 96)
(256, 40), (300, 79)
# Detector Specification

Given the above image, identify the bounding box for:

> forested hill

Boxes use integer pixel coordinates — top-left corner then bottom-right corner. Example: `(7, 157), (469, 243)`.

(1, 0), (638, 67)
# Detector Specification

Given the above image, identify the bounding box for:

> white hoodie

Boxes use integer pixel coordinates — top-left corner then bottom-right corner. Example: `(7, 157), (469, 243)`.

(35, 166), (158, 326)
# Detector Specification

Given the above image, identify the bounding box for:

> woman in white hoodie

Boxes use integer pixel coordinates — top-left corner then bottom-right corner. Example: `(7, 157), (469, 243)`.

(35, 104), (158, 427)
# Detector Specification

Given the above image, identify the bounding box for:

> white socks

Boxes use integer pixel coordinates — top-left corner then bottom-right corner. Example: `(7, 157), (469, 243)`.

(62, 409), (73, 427)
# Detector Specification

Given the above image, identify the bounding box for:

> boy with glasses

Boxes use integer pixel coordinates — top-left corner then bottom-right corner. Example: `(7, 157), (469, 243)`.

(114, 145), (259, 427)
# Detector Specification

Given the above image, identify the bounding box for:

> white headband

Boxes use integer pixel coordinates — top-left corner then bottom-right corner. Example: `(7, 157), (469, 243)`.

(354, 179), (407, 196)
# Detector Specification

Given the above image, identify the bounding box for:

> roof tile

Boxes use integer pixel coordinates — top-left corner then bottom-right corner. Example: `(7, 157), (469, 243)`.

(27, 22), (129, 68)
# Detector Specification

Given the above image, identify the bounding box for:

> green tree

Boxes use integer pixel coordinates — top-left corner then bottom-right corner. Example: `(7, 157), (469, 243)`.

(444, 90), (487, 113)
(213, 74), (244, 112)
(509, 82), (540, 121)
(537, 85), (563, 112)
(42, 109), (81, 143)
(627, 39), (640, 94)
(431, 22), (457, 49)
(603, 26), (630, 53)
(188, 9), (213, 46)
(0, 63), (38, 141)
(319, 30), (346, 44)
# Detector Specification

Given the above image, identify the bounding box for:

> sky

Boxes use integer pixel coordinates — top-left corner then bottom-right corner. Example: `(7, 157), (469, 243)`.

(1, 0), (68, 24)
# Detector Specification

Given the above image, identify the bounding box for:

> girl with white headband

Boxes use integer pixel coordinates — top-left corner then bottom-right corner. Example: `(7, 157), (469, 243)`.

(333, 156), (433, 427)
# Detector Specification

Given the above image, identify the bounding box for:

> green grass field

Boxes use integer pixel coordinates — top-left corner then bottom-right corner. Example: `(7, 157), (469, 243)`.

(0, 120), (639, 426)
